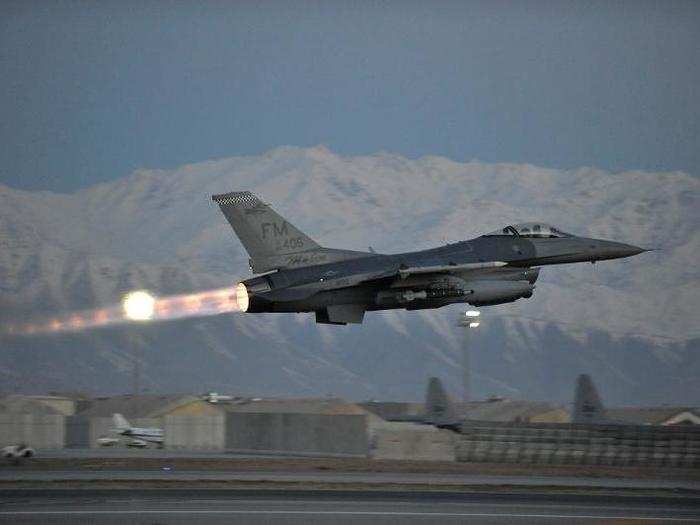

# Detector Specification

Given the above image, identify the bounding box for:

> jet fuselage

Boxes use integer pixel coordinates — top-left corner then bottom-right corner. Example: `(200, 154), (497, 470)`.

(238, 227), (644, 319)
(213, 192), (646, 325)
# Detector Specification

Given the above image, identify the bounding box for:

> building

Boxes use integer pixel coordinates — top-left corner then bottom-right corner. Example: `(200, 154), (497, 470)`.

(0, 395), (66, 449)
(75, 394), (221, 419)
(359, 401), (423, 421)
(460, 399), (570, 423)
(362, 398), (569, 424)
(606, 407), (700, 426)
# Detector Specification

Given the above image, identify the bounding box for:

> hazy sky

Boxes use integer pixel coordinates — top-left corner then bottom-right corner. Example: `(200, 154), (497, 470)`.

(2, 0), (699, 192)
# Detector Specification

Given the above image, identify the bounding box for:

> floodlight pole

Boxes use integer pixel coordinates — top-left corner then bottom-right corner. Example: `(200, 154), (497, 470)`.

(133, 339), (140, 395)
(457, 311), (481, 404)
(461, 327), (470, 403)
(130, 332), (141, 396)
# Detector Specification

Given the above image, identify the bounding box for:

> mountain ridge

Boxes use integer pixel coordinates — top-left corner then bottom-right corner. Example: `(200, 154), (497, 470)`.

(1, 147), (698, 404)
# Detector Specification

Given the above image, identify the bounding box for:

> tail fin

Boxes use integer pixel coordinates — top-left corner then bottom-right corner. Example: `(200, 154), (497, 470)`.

(425, 377), (456, 425)
(113, 413), (131, 431)
(212, 191), (322, 273)
(572, 374), (606, 424)
(213, 191), (374, 273)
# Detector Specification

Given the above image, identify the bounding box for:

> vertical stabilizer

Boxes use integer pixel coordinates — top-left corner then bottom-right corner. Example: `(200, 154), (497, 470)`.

(425, 377), (456, 425)
(113, 413), (131, 431)
(212, 191), (321, 273)
(573, 374), (607, 424)
(212, 191), (375, 273)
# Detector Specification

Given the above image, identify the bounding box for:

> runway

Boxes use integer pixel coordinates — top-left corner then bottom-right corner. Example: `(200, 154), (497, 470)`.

(1, 488), (699, 524)
(40, 448), (330, 459)
(2, 468), (699, 491)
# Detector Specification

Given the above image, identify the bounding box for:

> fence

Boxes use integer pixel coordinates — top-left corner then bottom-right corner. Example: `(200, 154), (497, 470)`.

(455, 421), (700, 467)
(371, 423), (455, 461)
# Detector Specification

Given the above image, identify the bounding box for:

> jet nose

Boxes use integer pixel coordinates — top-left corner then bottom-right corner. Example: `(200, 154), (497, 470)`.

(629, 244), (647, 256)
(614, 242), (646, 258)
(597, 241), (646, 260)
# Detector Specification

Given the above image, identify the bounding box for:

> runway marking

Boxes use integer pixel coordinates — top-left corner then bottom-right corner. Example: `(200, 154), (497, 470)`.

(95, 499), (690, 514)
(0, 510), (695, 521)
(91, 499), (699, 516)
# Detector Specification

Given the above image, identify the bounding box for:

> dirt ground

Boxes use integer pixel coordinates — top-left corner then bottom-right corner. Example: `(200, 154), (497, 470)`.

(6, 456), (698, 481)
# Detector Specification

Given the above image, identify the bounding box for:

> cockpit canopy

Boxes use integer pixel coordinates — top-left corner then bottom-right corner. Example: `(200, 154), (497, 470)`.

(484, 223), (572, 238)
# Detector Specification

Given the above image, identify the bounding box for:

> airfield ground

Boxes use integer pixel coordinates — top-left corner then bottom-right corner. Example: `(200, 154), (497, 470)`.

(2, 455), (699, 523)
(5, 454), (699, 477)
(2, 455), (698, 491)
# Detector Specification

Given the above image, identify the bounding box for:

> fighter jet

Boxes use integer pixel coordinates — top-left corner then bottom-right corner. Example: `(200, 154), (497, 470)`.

(213, 191), (646, 325)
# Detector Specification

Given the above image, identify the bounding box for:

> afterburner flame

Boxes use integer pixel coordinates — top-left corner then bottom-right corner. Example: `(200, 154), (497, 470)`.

(3, 284), (245, 336)
(122, 291), (156, 321)
(235, 282), (249, 313)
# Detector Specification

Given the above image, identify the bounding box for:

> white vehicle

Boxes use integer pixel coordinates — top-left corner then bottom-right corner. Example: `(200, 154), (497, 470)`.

(2, 444), (35, 461)
(112, 413), (164, 448)
(204, 392), (233, 404)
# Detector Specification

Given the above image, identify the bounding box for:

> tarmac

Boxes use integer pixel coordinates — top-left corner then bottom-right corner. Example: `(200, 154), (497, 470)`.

(41, 448), (312, 459)
(3, 451), (699, 523)
(2, 468), (699, 491)
(1, 488), (699, 524)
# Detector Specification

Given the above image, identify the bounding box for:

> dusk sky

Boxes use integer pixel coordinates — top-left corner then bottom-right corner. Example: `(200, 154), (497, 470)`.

(2, 0), (699, 192)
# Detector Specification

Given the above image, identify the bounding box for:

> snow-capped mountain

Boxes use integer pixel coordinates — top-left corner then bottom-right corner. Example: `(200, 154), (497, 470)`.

(1, 146), (698, 405)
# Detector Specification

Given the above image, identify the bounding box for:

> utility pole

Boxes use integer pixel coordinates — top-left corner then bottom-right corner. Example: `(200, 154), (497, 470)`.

(132, 335), (141, 395)
(457, 310), (481, 403)
(462, 328), (470, 403)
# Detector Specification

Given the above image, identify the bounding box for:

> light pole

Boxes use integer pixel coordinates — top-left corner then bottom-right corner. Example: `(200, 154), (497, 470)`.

(457, 310), (481, 403)
(122, 290), (155, 396)
(132, 334), (140, 396)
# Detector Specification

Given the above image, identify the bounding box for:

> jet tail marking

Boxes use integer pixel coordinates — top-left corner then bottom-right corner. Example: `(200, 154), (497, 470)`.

(213, 191), (375, 273)
(212, 191), (322, 272)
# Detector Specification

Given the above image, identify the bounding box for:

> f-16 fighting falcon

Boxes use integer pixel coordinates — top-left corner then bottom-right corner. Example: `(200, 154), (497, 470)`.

(213, 191), (647, 325)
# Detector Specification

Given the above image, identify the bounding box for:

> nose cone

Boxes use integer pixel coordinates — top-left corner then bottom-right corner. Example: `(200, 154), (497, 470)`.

(595, 240), (646, 260)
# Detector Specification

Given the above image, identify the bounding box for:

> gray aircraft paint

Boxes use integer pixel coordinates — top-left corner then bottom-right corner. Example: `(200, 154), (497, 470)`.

(213, 192), (646, 325)
(213, 192), (369, 274)
(572, 374), (609, 424)
(425, 376), (457, 426)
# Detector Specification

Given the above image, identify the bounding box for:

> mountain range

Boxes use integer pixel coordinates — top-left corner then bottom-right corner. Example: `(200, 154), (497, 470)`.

(1, 146), (698, 406)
